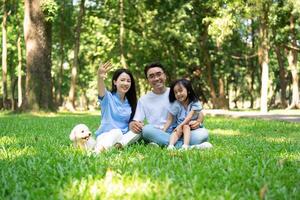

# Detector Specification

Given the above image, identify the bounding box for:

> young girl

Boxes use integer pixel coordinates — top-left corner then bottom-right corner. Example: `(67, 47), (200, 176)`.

(163, 79), (204, 150)
(94, 62), (140, 153)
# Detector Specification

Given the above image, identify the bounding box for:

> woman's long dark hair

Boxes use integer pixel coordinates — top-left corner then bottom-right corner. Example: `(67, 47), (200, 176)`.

(169, 79), (198, 104)
(111, 68), (137, 121)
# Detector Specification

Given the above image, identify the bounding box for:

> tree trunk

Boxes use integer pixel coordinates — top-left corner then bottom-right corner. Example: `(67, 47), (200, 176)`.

(79, 89), (89, 111)
(119, 0), (127, 68)
(10, 77), (17, 111)
(67, 0), (85, 111)
(217, 78), (229, 109)
(199, 25), (217, 107)
(219, 78), (225, 98)
(286, 15), (300, 109)
(58, 1), (66, 106)
(17, 34), (22, 108)
(249, 19), (256, 108)
(2, 0), (8, 109)
(274, 45), (287, 108)
(23, 0), (54, 111)
(259, 5), (269, 113)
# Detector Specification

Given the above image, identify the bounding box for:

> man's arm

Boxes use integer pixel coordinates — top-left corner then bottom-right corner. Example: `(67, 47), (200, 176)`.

(129, 121), (144, 133)
(189, 111), (204, 129)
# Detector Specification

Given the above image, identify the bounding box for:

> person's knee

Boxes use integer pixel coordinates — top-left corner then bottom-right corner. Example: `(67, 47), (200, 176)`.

(190, 128), (209, 144)
(142, 124), (154, 137)
(201, 128), (209, 142)
(202, 128), (209, 138)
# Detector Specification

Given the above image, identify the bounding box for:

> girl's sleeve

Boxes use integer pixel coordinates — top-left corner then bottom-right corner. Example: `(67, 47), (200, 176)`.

(191, 101), (203, 111)
(169, 102), (180, 116)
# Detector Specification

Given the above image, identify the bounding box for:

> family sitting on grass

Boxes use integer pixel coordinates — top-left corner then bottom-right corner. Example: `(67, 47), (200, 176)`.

(71, 62), (213, 153)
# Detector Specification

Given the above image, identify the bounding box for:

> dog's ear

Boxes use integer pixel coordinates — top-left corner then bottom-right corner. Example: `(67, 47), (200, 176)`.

(69, 126), (77, 141)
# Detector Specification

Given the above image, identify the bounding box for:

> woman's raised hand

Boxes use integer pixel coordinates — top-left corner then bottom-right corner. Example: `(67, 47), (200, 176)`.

(98, 61), (113, 79)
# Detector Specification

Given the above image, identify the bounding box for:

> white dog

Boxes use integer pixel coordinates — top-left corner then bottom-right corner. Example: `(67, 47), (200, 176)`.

(69, 124), (96, 151)
(69, 124), (124, 154)
(70, 124), (140, 154)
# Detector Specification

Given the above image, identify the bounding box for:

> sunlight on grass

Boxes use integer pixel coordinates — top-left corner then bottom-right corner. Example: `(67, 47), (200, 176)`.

(57, 111), (99, 116)
(0, 136), (17, 146)
(126, 153), (145, 164)
(1, 114), (299, 199)
(210, 128), (241, 136)
(278, 152), (300, 162)
(265, 137), (292, 144)
(0, 146), (36, 161)
(27, 111), (99, 117)
(62, 169), (167, 199)
(30, 112), (59, 117)
(0, 135), (37, 161)
(0, 111), (99, 118)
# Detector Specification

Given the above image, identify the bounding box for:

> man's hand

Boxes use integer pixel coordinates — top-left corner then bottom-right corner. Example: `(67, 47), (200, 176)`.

(129, 121), (144, 133)
(189, 120), (201, 130)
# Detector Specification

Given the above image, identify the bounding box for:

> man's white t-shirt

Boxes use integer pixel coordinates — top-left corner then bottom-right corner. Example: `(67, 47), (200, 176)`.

(133, 88), (172, 131)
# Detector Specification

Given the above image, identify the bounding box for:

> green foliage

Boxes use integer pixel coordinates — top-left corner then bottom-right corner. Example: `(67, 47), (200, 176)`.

(41, 0), (58, 22)
(205, 6), (238, 47)
(1, 0), (300, 110)
(0, 113), (299, 199)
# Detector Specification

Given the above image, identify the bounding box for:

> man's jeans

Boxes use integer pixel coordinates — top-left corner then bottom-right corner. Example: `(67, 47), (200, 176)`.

(142, 124), (209, 148)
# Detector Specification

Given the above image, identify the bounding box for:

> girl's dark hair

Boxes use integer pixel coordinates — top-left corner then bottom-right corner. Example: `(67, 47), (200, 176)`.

(169, 79), (198, 103)
(111, 68), (137, 121)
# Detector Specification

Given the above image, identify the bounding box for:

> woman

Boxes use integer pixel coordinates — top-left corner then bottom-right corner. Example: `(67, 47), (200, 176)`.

(94, 62), (140, 153)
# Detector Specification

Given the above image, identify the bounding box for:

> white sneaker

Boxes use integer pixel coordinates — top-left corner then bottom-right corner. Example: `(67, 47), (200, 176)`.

(167, 145), (176, 150)
(191, 142), (213, 150)
(148, 142), (160, 147)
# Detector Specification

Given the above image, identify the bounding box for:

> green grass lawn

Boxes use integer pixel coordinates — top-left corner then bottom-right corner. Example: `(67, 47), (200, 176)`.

(0, 112), (299, 199)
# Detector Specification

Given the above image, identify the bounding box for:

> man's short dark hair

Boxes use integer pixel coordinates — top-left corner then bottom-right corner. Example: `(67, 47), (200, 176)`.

(144, 62), (165, 78)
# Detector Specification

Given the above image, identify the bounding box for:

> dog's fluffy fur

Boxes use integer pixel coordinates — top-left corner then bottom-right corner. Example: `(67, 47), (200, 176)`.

(69, 124), (96, 151)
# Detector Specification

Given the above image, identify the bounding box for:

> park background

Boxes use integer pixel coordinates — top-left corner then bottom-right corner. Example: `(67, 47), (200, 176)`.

(0, 1), (300, 199)
(0, 0), (299, 112)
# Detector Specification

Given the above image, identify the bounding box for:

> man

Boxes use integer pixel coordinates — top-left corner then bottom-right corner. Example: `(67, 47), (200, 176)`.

(130, 62), (212, 149)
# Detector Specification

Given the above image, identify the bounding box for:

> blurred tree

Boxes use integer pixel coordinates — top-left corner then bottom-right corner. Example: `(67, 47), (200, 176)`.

(52, 0), (74, 107)
(0, 0), (298, 112)
(253, 1), (271, 113)
(286, 14), (299, 109)
(23, 0), (57, 111)
(1, 0), (9, 109)
(67, 0), (85, 111)
(119, 0), (127, 68)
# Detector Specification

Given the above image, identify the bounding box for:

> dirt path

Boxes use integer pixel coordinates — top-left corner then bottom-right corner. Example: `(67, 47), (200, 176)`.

(204, 109), (300, 123)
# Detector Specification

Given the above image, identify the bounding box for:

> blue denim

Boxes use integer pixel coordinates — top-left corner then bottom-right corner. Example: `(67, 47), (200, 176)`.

(142, 124), (209, 148)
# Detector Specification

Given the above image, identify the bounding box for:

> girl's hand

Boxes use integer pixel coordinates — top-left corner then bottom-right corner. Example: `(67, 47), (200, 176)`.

(98, 61), (112, 79)
(189, 120), (201, 130)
